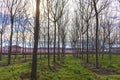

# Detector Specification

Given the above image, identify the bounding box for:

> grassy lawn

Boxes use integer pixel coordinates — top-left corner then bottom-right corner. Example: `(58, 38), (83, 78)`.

(0, 54), (120, 80)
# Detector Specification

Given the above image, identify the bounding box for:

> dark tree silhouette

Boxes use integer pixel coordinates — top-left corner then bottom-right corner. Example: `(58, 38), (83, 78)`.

(31, 0), (40, 79)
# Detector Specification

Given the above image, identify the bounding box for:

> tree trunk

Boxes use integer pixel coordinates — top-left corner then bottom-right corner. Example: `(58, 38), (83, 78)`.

(31, 0), (40, 79)
(0, 33), (2, 60)
(8, 16), (14, 65)
(93, 0), (99, 68)
(57, 25), (60, 60)
(102, 30), (105, 59)
(86, 21), (89, 63)
(109, 33), (111, 61)
(53, 21), (56, 66)
(47, 1), (51, 68)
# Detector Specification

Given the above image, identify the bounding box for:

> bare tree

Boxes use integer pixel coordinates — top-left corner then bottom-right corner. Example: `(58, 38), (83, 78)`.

(47, 0), (51, 69)
(0, 4), (7, 60)
(77, 0), (93, 63)
(19, 9), (29, 61)
(100, 16), (108, 59)
(31, 0), (40, 79)
(57, 9), (69, 63)
(92, 0), (110, 68)
(48, 0), (68, 66)
(3, 0), (26, 65)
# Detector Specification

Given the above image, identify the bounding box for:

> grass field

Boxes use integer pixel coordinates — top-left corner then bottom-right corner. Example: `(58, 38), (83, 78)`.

(0, 54), (120, 80)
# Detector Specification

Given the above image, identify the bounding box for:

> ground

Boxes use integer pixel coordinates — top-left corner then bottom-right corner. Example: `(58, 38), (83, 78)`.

(0, 54), (120, 80)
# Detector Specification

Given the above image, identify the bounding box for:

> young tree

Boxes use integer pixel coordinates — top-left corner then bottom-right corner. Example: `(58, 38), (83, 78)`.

(78, 0), (93, 63)
(31, 0), (40, 79)
(47, 0), (51, 69)
(92, 0), (110, 68)
(19, 10), (29, 61)
(3, 0), (26, 65)
(0, 4), (7, 60)
(57, 9), (69, 62)
(49, 0), (68, 67)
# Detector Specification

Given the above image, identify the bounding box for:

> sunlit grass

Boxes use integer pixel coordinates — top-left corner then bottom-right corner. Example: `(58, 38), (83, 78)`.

(0, 54), (119, 80)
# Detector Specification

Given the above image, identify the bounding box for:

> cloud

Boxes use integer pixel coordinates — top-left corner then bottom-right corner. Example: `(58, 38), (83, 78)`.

(110, 16), (120, 20)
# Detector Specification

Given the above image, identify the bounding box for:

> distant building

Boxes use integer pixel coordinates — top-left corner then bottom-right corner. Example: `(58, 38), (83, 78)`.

(11, 45), (23, 53)
(1, 45), (23, 53)
(111, 47), (120, 53)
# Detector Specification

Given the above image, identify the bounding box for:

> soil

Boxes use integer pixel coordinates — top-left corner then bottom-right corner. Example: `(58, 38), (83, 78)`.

(82, 63), (120, 75)
(20, 72), (31, 79)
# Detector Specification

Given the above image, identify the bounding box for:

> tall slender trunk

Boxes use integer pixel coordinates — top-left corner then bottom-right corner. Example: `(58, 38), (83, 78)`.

(47, 0), (50, 69)
(53, 21), (56, 65)
(91, 37), (94, 57)
(44, 34), (46, 58)
(86, 21), (89, 63)
(8, 16), (14, 65)
(79, 32), (82, 58)
(25, 41), (27, 61)
(81, 35), (84, 60)
(15, 31), (18, 59)
(31, 0), (40, 79)
(22, 35), (25, 58)
(93, 0), (99, 68)
(0, 33), (2, 60)
(102, 30), (105, 59)
(57, 25), (60, 60)
(109, 33), (111, 60)
(61, 39), (65, 63)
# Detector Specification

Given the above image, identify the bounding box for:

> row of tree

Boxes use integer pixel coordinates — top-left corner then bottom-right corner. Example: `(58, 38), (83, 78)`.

(0, 0), (120, 79)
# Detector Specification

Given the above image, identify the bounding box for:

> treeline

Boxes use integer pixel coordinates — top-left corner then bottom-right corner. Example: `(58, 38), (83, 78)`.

(0, 0), (120, 79)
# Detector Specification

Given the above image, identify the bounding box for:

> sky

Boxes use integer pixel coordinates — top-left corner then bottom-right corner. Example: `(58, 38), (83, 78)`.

(110, 0), (120, 19)
(0, 0), (120, 17)
(0, 0), (120, 47)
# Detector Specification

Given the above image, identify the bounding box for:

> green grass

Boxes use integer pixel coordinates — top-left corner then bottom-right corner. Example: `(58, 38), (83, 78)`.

(0, 63), (31, 80)
(37, 57), (94, 80)
(0, 54), (120, 80)
(89, 54), (120, 73)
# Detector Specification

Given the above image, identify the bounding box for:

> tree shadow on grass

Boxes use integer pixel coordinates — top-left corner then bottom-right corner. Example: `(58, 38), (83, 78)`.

(82, 63), (120, 75)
